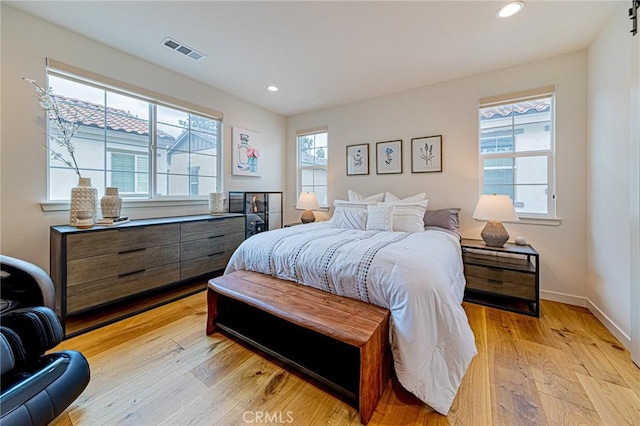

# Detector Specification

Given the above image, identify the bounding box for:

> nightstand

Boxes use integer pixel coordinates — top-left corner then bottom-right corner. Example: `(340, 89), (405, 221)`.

(461, 238), (540, 317)
(284, 222), (303, 227)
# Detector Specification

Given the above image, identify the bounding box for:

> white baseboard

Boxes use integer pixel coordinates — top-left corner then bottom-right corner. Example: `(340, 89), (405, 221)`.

(540, 291), (632, 350)
(586, 299), (632, 349)
(540, 290), (587, 307)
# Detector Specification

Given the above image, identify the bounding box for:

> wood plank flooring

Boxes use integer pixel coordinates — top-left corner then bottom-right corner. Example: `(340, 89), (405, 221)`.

(51, 292), (640, 425)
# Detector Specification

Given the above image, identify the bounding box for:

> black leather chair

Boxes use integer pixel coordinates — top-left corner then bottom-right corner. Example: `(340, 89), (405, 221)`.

(1, 255), (90, 426)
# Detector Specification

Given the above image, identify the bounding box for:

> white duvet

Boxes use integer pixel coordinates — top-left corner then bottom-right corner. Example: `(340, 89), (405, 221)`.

(225, 223), (477, 414)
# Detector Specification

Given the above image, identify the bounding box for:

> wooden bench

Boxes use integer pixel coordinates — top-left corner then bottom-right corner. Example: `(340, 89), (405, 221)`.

(206, 270), (391, 424)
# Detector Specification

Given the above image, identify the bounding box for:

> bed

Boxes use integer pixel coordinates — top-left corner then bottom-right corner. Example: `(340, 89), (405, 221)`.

(224, 220), (477, 415)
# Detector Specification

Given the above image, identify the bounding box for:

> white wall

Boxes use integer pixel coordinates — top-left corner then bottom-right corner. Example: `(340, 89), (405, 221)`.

(587, 4), (635, 348)
(286, 52), (589, 304)
(0, 5), (286, 271)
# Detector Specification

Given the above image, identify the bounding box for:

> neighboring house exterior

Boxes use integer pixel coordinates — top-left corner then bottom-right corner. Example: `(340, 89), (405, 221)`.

(49, 95), (217, 199)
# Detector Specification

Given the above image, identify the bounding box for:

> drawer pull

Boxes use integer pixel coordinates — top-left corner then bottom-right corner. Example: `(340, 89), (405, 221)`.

(208, 251), (225, 257)
(118, 248), (146, 255)
(487, 279), (503, 285)
(118, 269), (146, 278)
(208, 235), (225, 239)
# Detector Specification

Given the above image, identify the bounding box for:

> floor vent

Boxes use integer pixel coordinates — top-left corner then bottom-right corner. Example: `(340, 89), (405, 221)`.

(163, 37), (205, 61)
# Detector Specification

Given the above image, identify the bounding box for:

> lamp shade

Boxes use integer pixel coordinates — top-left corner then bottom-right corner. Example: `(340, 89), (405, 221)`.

(296, 192), (320, 211)
(472, 194), (519, 222)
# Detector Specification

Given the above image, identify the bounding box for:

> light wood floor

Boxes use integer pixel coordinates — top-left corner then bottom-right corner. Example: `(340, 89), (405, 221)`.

(51, 292), (640, 425)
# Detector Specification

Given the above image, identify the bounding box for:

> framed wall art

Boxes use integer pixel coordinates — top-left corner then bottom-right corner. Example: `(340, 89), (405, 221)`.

(411, 135), (442, 173)
(346, 143), (369, 175)
(232, 127), (262, 177)
(376, 140), (402, 175)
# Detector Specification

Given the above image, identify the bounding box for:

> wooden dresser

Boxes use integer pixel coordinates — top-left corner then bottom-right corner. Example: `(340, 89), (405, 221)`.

(51, 214), (244, 336)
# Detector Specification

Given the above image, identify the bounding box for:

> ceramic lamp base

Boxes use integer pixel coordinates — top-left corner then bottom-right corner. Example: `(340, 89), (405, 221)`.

(481, 221), (509, 247)
(300, 209), (316, 224)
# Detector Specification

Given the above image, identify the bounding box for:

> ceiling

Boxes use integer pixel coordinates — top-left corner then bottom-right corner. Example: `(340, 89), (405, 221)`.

(8, 1), (619, 117)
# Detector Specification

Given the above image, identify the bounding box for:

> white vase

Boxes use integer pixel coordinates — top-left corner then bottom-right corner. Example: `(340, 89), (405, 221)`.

(101, 187), (123, 218)
(69, 177), (98, 226)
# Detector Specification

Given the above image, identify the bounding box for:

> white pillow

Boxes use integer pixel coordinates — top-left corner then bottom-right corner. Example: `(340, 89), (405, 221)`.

(384, 192), (428, 203)
(348, 189), (385, 203)
(329, 202), (370, 230)
(366, 205), (394, 232)
(334, 199), (377, 206)
(379, 200), (428, 232)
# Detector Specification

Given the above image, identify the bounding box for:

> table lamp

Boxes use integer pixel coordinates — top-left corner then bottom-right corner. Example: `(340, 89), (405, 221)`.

(296, 192), (319, 224)
(472, 194), (519, 247)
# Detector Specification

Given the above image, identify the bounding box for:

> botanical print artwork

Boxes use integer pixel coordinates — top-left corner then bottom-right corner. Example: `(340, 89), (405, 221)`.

(419, 143), (434, 166)
(346, 143), (369, 175)
(376, 140), (402, 174)
(232, 127), (262, 177)
(411, 135), (442, 173)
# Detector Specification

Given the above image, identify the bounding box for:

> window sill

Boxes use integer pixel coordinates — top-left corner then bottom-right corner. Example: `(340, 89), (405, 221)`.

(40, 198), (208, 213)
(507, 217), (562, 226)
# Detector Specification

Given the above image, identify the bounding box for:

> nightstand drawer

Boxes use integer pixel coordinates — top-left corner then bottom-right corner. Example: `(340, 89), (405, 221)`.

(464, 264), (535, 287)
(466, 276), (536, 300)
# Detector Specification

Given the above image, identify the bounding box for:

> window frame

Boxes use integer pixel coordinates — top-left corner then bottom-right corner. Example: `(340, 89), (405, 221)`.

(478, 91), (557, 219)
(44, 60), (223, 202)
(296, 127), (328, 208)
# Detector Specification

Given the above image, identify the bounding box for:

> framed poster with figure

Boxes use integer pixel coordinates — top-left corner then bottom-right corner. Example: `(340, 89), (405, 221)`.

(232, 127), (262, 177)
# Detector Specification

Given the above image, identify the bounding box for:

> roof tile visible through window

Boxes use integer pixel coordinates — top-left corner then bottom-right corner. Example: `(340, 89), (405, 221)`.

(53, 95), (175, 141)
(480, 98), (551, 119)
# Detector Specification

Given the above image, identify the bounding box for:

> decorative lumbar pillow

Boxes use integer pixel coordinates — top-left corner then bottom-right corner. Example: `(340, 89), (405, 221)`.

(329, 202), (371, 230)
(423, 208), (461, 238)
(366, 205), (394, 232)
(379, 200), (428, 232)
(384, 192), (427, 204)
(347, 190), (385, 203)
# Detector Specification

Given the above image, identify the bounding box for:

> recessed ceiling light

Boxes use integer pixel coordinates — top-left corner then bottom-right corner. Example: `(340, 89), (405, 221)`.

(267, 85), (279, 92)
(497, 1), (525, 18)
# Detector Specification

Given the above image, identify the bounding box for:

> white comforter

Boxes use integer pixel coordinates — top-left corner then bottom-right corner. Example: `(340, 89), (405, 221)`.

(225, 223), (477, 414)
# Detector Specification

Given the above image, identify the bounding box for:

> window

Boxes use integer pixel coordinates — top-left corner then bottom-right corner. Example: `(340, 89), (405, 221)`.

(479, 90), (555, 218)
(297, 128), (328, 207)
(45, 69), (221, 200)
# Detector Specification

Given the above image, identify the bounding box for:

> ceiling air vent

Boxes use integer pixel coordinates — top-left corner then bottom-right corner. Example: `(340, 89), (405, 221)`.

(163, 37), (205, 61)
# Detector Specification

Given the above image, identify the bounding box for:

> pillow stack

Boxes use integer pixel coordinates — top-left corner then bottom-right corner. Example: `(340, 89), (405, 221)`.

(329, 191), (428, 232)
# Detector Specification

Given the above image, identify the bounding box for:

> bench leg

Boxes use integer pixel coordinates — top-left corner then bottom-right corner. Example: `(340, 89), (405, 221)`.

(358, 319), (390, 424)
(206, 287), (218, 335)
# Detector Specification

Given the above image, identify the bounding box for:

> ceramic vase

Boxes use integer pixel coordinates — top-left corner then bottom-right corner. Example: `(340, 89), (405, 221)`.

(69, 177), (98, 226)
(101, 187), (123, 218)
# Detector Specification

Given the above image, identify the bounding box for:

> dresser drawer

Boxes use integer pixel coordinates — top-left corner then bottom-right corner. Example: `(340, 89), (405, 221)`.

(464, 264), (535, 287)
(181, 217), (245, 242)
(181, 250), (235, 280)
(181, 232), (244, 261)
(67, 263), (180, 314)
(67, 243), (180, 285)
(465, 276), (536, 300)
(66, 224), (180, 260)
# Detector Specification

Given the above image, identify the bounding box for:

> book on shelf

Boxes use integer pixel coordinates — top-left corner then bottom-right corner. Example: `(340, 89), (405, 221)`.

(96, 216), (129, 226)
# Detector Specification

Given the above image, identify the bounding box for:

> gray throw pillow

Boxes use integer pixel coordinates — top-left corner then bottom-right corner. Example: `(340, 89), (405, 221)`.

(423, 208), (461, 238)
